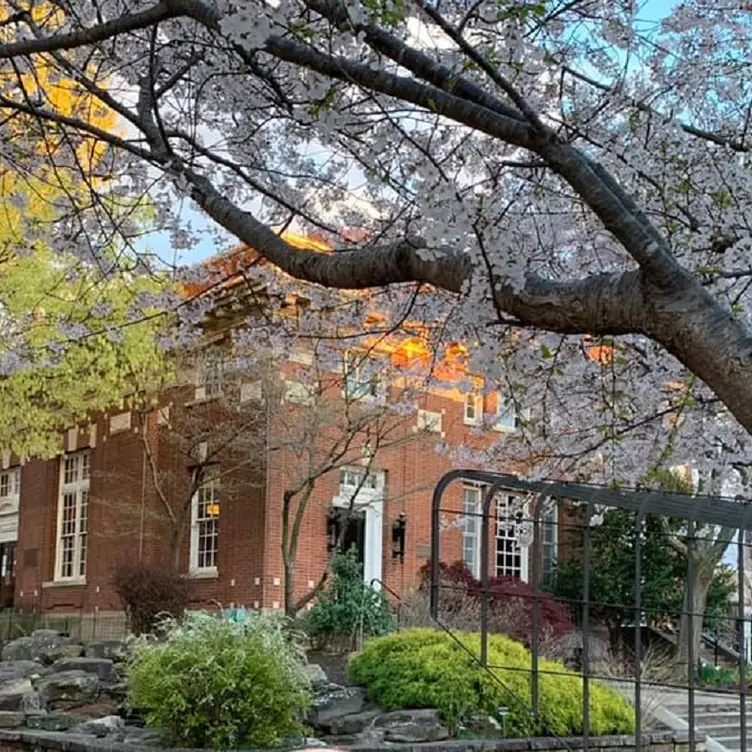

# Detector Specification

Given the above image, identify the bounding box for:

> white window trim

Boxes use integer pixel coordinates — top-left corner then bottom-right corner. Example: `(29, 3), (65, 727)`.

(494, 494), (529, 582)
(493, 394), (518, 432)
(541, 501), (558, 583)
(463, 393), (483, 426)
(54, 452), (89, 584)
(342, 352), (385, 404)
(334, 466), (385, 508)
(461, 485), (482, 579)
(0, 467), (20, 515)
(417, 409), (443, 434)
(190, 468), (220, 575)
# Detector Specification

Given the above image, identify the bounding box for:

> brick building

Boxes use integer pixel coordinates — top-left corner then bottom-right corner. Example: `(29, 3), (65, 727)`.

(0, 250), (563, 623)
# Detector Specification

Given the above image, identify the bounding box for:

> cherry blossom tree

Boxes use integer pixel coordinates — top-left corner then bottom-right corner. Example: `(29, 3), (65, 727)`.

(1, 0), (752, 493)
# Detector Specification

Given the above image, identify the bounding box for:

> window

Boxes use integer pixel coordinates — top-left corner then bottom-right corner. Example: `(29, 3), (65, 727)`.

(340, 467), (380, 493)
(462, 486), (481, 578)
(494, 394), (518, 431)
(464, 393), (483, 425)
(196, 351), (224, 400)
(495, 495), (526, 580)
(190, 468), (220, 572)
(541, 501), (558, 584)
(56, 452), (90, 581)
(344, 353), (380, 401)
(417, 409), (442, 433)
(0, 468), (20, 508)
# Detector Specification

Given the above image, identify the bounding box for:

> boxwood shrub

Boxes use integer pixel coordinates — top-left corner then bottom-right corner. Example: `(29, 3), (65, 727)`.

(348, 628), (634, 737)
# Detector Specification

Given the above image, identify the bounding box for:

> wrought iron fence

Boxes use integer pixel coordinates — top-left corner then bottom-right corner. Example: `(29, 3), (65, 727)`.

(426, 470), (752, 752)
(0, 609), (129, 645)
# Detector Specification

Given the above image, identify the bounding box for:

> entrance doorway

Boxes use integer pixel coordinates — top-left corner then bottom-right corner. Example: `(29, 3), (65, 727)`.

(339, 510), (366, 566)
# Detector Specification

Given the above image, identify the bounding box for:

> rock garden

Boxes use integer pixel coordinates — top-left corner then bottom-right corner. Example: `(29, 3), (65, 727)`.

(0, 617), (636, 750)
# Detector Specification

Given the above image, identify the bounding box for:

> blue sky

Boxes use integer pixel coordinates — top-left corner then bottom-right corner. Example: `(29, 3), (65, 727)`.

(142, 0), (679, 269)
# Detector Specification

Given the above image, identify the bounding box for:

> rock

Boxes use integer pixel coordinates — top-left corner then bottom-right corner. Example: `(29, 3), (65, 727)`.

(467, 714), (503, 736)
(0, 711), (24, 728)
(71, 701), (119, 719)
(47, 644), (85, 662)
(303, 663), (329, 690)
(279, 735), (329, 748)
(33, 670), (99, 706)
(0, 679), (34, 711)
(71, 714), (124, 738)
(100, 681), (128, 703)
(375, 708), (450, 743)
(26, 712), (86, 731)
(117, 726), (164, 746)
(19, 692), (41, 714)
(85, 641), (129, 662)
(2, 631), (83, 665)
(0, 661), (43, 685)
(308, 686), (367, 732)
(327, 708), (381, 735)
(51, 657), (118, 683)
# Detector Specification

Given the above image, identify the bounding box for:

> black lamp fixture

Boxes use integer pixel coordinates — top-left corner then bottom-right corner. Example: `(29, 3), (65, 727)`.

(391, 512), (407, 562)
(326, 508), (341, 552)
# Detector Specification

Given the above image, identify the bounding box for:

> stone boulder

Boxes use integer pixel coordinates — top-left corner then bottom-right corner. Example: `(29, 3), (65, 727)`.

(26, 713), (87, 731)
(0, 660), (44, 710)
(0, 660), (42, 685)
(0, 711), (24, 728)
(114, 726), (164, 746)
(51, 657), (118, 683)
(375, 709), (450, 743)
(0, 679), (34, 711)
(325, 708), (381, 736)
(33, 670), (99, 707)
(85, 641), (129, 663)
(71, 714), (124, 738)
(308, 686), (367, 732)
(303, 663), (329, 690)
(1, 630), (84, 665)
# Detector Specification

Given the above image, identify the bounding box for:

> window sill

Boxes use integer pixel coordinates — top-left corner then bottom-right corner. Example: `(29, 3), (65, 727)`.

(187, 569), (219, 580)
(493, 424), (518, 433)
(463, 418), (482, 427)
(42, 579), (86, 589)
(184, 395), (220, 408)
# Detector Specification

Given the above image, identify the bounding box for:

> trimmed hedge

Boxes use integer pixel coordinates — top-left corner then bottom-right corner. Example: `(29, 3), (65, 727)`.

(348, 628), (634, 737)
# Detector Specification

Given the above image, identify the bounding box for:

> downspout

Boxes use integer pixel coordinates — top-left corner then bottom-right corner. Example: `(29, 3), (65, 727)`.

(138, 413), (147, 562)
(261, 398), (271, 610)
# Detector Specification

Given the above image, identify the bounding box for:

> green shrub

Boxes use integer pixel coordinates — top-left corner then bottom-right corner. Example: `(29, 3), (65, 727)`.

(125, 611), (311, 749)
(348, 628), (635, 737)
(302, 549), (395, 650)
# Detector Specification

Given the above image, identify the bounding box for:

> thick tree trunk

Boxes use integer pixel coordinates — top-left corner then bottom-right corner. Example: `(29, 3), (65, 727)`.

(677, 570), (714, 679)
(284, 558), (296, 618)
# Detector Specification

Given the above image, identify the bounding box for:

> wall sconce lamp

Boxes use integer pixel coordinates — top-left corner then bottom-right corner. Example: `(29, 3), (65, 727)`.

(391, 513), (407, 562)
(326, 508), (341, 552)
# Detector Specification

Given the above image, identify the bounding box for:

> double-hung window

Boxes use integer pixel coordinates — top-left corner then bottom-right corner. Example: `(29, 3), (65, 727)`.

(56, 452), (90, 581)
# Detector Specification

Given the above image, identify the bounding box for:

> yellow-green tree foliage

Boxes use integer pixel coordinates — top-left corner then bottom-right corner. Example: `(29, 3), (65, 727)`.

(0, 2), (169, 457)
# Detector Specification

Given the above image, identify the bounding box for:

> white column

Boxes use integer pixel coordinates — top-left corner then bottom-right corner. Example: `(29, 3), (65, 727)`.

(363, 500), (384, 590)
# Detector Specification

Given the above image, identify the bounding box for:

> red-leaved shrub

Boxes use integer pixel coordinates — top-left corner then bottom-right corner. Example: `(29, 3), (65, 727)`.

(409, 560), (573, 646)
(112, 564), (187, 636)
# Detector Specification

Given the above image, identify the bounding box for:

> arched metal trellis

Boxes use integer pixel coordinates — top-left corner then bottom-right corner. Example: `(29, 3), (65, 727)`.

(429, 470), (752, 752)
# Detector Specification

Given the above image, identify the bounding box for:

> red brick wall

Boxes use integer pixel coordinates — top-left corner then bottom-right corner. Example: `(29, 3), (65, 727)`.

(13, 376), (537, 617)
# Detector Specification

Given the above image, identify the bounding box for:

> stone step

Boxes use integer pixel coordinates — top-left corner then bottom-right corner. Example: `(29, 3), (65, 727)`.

(665, 703), (751, 715)
(698, 722), (747, 738)
(709, 735), (744, 751)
